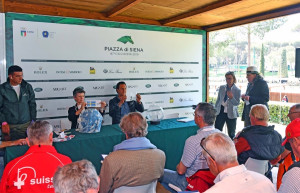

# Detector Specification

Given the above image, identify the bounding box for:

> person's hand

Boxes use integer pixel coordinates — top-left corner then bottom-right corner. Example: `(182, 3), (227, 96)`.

(1, 123), (10, 134)
(227, 91), (233, 99)
(241, 94), (246, 99)
(118, 95), (127, 107)
(100, 101), (106, 109)
(136, 94), (142, 103)
(241, 94), (249, 101)
(80, 101), (87, 110)
(15, 139), (27, 146)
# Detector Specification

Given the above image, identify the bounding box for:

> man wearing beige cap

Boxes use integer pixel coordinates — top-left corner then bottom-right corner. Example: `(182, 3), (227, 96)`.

(278, 118), (300, 193)
(241, 66), (269, 127)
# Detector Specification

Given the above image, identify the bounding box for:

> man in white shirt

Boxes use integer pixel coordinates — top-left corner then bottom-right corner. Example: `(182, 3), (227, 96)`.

(202, 132), (276, 193)
(278, 118), (300, 193)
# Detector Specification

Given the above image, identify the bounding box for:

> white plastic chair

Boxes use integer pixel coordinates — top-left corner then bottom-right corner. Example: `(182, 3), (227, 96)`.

(245, 157), (268, 175)
(113, 180), (157, 193)
(164, 113), (179, 119)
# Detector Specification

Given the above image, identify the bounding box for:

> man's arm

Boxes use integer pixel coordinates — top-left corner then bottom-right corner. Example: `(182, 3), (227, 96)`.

(0, 139), (27, 149)
(176, 161), (187, 175)
(28, 84), (37, 121)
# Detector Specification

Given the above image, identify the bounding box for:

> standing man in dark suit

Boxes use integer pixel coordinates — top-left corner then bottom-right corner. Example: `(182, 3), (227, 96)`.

(241, 66), (269, 127)
(109, 81), (144, 124)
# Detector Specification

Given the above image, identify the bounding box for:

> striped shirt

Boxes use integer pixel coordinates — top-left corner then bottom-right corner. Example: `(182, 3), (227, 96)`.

(278, 167), (300, 193)
(181, 126), (220, 177)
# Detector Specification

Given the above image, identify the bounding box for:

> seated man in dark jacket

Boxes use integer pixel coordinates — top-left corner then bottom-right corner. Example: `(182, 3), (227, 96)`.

(109, 81), (144, 124)
(235, 104), (284, 164)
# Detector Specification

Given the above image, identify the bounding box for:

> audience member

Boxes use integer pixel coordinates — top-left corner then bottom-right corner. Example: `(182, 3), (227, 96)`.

(202, 133), (276, 193)
(241, 66), (269, 127)
(68, 87), (106, 129)
(276, 103), (300, 190)
(215, 71), (241, 139)
(109, 81), (144, 124)
(0, 65), (37, 140)
(0, 121), (72, 192)
(53, 160), (99, 193)
(235, 104), (284, 165)
(278, 118), (300, 193)
(99, 112), (165, 193)
(159, 102), (220, 192)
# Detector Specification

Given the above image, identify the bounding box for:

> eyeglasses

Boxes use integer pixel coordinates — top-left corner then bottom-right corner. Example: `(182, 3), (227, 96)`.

(200, 138), (215, 161)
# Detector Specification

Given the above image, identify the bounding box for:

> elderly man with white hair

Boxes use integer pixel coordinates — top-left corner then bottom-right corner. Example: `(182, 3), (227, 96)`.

(99, 112), (165, 193)
(234, 104), (284, 165)
(53, 160), (99, 193)
(0, 121), (72, 193)
(202, 133), (276, 193)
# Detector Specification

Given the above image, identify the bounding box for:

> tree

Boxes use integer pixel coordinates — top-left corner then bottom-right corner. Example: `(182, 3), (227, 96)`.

(240, 18), (287, 66)
(280, 49), (288, 78)
(260, 44), (265, 76)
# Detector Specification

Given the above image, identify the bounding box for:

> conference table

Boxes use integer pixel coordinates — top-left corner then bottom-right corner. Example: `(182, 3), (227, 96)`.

(4, 118), (198, 174)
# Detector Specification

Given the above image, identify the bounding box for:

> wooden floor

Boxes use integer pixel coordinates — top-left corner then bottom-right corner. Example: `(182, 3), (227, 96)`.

(156, 182), (171, 193)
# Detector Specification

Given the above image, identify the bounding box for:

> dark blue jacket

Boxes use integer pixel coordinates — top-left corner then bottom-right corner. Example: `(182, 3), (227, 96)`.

(0, 80), (36, 125)
(237, 125), (284, 164)
(109, 96), (144, 124)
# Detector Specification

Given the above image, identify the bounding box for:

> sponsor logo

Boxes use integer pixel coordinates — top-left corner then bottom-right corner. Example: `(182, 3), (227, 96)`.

(117, 36), (134, 44)
(179, 98), (194, 102)
(145, 70), (164, 73)
(90, 67), (95, 74)
(20, 27), (34, 37)
(185, 83), (194, 86)
(113, 85), (117, 89)
(174, 83), (179, 87)
(169, 97), (174, 103)
(34, 88), (43, 92)
(185, 112), (194, 116)
(154, 100), (164, 104)
(34, 66), (47, 74)
(21, 30), (26, 37)
(145, 84), (151, 88)
(170, 67), (174, 74)
(42, 31), (49, 38)
(127, 85), (138, 89)
(93, 86), (105, 90)
(56, 70), (82, 74)
(129, 67), (139, 73)
(57, 107), (68, 111)
(158, 84), (167, 87)
(53, 87), (67, 91)
(37, 105), (48, 112)
(103, 69), (122, 74)
(179, 69), (194, 73)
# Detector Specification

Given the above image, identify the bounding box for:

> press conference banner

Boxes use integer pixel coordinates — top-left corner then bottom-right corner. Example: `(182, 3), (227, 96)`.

(6, 13), (206, 127)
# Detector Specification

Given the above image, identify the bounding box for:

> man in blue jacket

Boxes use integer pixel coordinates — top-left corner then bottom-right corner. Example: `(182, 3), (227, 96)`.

(109, 81), (144, 124)
(0, 65), (36, 140)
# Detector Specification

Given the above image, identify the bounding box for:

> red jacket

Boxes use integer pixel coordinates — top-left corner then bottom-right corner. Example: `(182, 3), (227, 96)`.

(0, 145), (72, 193)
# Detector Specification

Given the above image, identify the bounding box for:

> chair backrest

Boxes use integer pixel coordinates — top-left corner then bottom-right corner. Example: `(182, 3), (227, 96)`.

(113, 180), (157, 193)
(164, 113), (179, 119)
(245, 157), (269, 175)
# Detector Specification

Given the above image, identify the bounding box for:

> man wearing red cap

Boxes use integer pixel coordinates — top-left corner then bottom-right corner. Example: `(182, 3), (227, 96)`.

(278, 118), (300, 193)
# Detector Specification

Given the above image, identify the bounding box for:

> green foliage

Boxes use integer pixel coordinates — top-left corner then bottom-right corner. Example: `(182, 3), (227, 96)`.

(209, 97), (290, 125)
(280, 49), (288, 78)
(260, 44), (265, 75)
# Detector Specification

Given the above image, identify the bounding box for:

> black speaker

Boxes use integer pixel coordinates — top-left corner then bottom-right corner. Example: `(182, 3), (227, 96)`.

(296, 48), (300, 78)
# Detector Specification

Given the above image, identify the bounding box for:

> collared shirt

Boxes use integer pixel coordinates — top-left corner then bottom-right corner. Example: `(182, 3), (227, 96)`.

(181, 126), (220, 177)
(204, 165), (276, 193)
(278, 167), (300, 193)
(120, 100), (130, 119)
